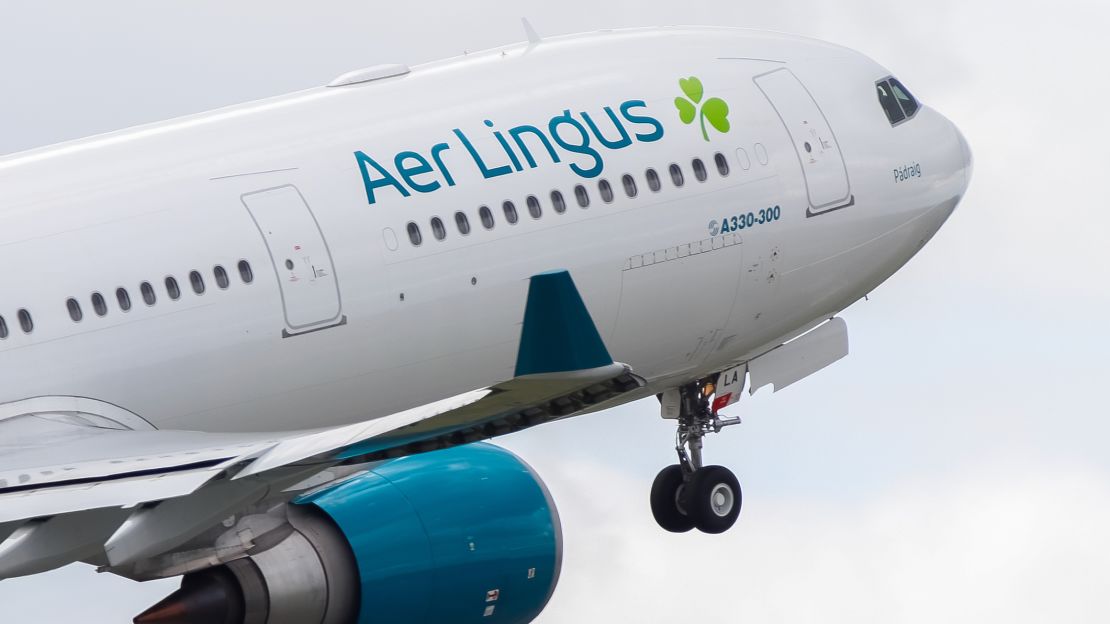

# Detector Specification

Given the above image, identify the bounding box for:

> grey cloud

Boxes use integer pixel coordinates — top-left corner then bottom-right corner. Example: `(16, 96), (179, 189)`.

(0, 1), (1107, 622)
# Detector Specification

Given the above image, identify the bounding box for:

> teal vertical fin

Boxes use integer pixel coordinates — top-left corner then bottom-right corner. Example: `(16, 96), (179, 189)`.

(514, 270), (613, 377)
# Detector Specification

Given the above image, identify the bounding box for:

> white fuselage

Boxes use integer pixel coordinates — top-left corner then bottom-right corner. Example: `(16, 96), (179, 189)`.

(0, 27), (970, 433)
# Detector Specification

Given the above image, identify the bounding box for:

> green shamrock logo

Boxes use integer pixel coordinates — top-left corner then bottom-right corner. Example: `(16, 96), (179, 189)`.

(675, 77), (730, 141)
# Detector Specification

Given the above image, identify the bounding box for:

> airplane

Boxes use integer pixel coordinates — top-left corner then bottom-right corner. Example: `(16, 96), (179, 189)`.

(0, 23), (970, 624)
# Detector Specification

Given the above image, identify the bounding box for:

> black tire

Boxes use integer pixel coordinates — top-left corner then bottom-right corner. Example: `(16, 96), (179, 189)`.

(650, 465), (695, 533)
(688, 465), (742, 534)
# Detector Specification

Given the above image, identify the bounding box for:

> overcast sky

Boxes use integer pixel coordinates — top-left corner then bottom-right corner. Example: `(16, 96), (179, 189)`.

(1, 1), (1108, 622)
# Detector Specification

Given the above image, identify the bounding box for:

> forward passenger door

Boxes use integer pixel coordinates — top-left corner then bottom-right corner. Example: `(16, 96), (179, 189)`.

(754, 68), (853, 216)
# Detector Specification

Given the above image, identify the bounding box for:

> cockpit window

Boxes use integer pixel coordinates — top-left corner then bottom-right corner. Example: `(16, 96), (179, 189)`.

(877, 77), (920, 126)
(889, 78), (919, 117)
(876, 80), (906, 124)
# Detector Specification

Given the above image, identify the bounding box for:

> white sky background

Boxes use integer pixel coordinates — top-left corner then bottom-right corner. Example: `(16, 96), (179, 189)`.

(1, 1), (1108, 622)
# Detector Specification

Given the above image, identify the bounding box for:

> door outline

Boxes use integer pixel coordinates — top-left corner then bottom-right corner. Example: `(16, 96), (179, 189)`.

(242, 184), (345, 336)
(754, 68), (854, 218)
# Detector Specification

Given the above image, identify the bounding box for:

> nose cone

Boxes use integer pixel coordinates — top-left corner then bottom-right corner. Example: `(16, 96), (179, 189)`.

(134, 569), (245, 624)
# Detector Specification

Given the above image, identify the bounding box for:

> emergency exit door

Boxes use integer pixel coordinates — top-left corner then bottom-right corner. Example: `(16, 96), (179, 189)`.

(242, 185), (344, 336)
(754, 68), (853, 215)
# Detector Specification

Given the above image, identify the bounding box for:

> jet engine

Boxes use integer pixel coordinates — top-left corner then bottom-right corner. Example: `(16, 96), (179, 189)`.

(136, 444), (562, 624)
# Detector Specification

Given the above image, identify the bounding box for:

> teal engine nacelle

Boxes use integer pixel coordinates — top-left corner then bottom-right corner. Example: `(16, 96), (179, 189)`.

(137, 444), (562, 624)
(305, 443), (563, 624)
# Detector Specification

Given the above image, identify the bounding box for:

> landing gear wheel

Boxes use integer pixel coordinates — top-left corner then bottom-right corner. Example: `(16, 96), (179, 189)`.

(650, 465), (695, 533)
(688, 465), (741, 534)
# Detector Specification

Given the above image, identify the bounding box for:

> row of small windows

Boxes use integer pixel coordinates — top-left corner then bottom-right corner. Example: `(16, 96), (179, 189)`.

(405, 153), (732, 246)
(2, 263), (245, 338)
(62, 261), (255, 324)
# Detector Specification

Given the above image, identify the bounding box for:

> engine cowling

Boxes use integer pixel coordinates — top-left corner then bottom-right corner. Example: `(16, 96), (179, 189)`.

(136, 443), (562, 624)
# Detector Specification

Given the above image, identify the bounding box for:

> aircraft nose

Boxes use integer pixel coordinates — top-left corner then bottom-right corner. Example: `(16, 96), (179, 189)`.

(954, 122), (973, 191)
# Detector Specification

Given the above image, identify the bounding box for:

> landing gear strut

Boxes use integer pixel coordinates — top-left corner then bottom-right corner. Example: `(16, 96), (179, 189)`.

(650, 378), (743, 534)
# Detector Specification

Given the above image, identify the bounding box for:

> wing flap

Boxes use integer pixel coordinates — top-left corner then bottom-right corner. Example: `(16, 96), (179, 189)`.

(0, 508), (131, 579)
(341, 362), (638, 461)
(0, 466), (230, 524)
(234, 388), (491, 480)
(0, 422), (279, 495)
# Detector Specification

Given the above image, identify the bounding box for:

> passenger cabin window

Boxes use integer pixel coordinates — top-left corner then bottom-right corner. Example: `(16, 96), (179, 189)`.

(526, 195), (542, 219)
(165, 277), (181, 300)
(877, 78), (919, 125)
(18, 309), (32, 333)
(692, 158), (708, 182)
(116, 288), (132, 311)
(503, 201), (519, 224)
(430, 217), (447, 241)
(0, 315), (7, 339)
(479, 206), (495, 230)
(551, 190), (567, 214)
(189, 271), (206, 295)
(407, 222), (423, 246)
(575, 185), (590, 208)
(714, 153), (730, 177)
(646, 168), (662, 192)
(92, 292), (108, 316)
(455, 211), (471, 235)
(669, 164), (685, 187)
(599, 179), (614, 203)
(213, 266), (230, 290)
(622, 174), (638, 198)
(67, 298), (83, 322)
(141, 281), (158, 304)
(237, 261), (254, 284)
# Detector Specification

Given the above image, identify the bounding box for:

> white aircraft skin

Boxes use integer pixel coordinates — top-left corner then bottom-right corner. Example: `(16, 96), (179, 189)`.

(0, 26), (969, 436)
(0, 29), (970, 620)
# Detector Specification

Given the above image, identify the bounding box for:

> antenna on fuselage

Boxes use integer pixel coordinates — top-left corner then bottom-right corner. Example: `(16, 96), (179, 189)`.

(522, 18), (542, 45)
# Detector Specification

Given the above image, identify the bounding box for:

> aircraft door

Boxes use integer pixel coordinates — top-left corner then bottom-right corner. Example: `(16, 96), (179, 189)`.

(754, 68), (853, 215)
(242, 185), (344, 336)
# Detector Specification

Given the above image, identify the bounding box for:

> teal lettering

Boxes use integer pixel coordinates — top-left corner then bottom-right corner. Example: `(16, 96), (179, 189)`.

(453, 128), (513, 179)
(394, 151), (441, 194)
(508, 125), (561, 169)
(581, 107), (632, 149)
(355, 151), (411, 205)
(620, 100), (665, 142)
(356, 99), (663, 202)
(430, 143), (456, 187)
(487, 120), (523, 172)
(548, 110), (604, 179)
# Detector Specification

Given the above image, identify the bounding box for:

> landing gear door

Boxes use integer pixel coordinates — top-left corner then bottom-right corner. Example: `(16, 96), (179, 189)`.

(754, 68), (853, 216)
(242, 185), (344, 336)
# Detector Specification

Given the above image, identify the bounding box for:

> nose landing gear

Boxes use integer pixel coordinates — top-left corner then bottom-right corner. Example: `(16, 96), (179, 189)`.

(650, 379), (744, 534)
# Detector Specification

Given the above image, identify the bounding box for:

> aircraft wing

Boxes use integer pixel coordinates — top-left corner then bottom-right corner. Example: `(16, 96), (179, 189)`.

(0, 270), (641, 579)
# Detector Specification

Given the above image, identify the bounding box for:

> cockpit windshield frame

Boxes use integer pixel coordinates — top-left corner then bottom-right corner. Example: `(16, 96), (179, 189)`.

(876, 76), (920, 127)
